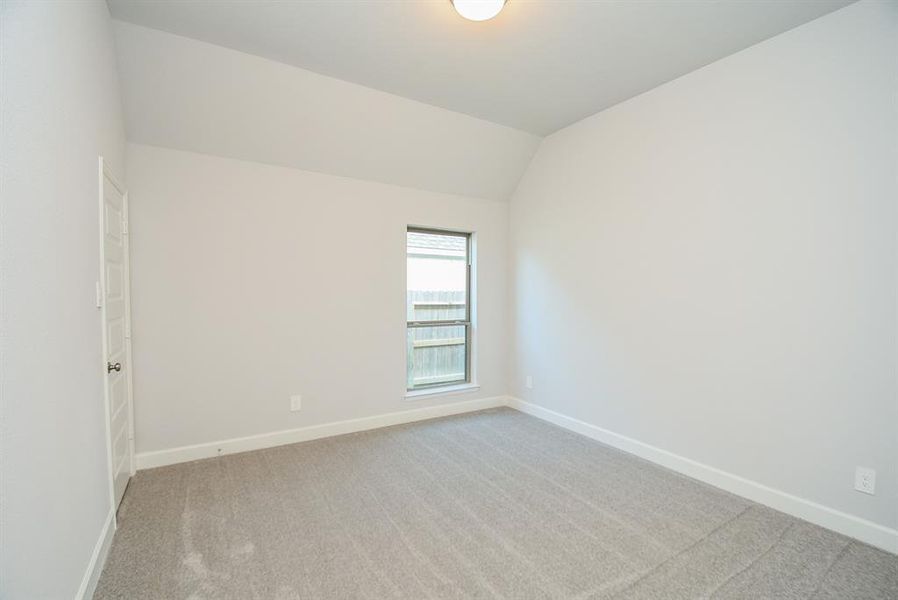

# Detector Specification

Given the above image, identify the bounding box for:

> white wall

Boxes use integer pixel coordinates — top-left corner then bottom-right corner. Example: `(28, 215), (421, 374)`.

(127, 143), (508, 455)
(510, 0), (898, 532)
(0, 1), (126, 597)
(112, 21), (540, 202)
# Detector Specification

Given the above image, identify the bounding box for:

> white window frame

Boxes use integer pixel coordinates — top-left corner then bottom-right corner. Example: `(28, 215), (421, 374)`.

(405, 227), (479, 399)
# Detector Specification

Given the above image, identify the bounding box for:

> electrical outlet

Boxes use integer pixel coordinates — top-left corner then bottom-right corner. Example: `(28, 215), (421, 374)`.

(854, 467), (876, 495)
(525, 375), (533, 389)
(290, 395), (302, 412)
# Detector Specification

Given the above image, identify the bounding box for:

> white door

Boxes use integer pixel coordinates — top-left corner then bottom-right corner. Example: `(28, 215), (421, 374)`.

(100, 158), (134, 510)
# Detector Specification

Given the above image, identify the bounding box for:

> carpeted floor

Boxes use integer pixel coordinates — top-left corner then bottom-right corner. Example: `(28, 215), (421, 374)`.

(95, 408), (898, 599)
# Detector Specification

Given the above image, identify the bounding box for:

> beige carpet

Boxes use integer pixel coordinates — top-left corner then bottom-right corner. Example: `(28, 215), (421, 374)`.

(95, 408), (898, 599)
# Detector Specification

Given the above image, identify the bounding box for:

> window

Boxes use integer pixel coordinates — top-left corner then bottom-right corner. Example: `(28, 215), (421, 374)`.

(406, 228), (472, 391)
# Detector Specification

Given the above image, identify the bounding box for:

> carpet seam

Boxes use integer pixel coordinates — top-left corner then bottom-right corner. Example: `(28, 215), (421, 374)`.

(603, 505), (754, 599)
(478, 415), (744, 538)
(806, 540), (854, 600)
(473, 418), (672, 554)
(407, 427), (570, 597)
(428, 421), (652, 567)
(707, 521), (796, 598)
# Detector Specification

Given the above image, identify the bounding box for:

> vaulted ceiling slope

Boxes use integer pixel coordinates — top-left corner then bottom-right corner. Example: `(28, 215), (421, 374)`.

(112, 22), (540, 201)
(108, 0), (853, 135)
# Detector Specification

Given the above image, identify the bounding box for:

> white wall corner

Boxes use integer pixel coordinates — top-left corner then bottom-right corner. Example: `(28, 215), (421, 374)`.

(75, 509), (115, 600)
(505, 397), (898, 556)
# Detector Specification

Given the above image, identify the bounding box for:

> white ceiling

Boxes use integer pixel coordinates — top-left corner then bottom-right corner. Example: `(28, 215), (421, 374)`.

(113, 22), (540, 201)
(107, 0), (853, 135)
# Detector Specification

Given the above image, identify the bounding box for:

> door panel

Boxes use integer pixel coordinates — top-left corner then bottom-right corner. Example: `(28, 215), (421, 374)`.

(102, 167), (133, 511)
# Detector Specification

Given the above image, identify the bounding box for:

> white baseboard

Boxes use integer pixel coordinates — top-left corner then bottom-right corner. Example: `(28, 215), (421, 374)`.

(75, 508), (115, 600)
(507, 397), (898, 555)
(136, 396), (507, 470)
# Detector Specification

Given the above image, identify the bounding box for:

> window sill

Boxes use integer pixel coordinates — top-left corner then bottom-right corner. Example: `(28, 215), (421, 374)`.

(405, 383), (480, 400)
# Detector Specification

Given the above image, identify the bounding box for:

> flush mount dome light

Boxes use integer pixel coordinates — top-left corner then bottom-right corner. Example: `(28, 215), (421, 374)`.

(451, 0), (506, 22)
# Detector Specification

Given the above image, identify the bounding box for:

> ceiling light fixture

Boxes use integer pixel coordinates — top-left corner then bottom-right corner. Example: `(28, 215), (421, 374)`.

(451, 0), (506, 22)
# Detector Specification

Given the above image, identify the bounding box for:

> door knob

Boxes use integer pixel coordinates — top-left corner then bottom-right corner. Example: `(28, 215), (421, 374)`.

(107, 362), (122, 373)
